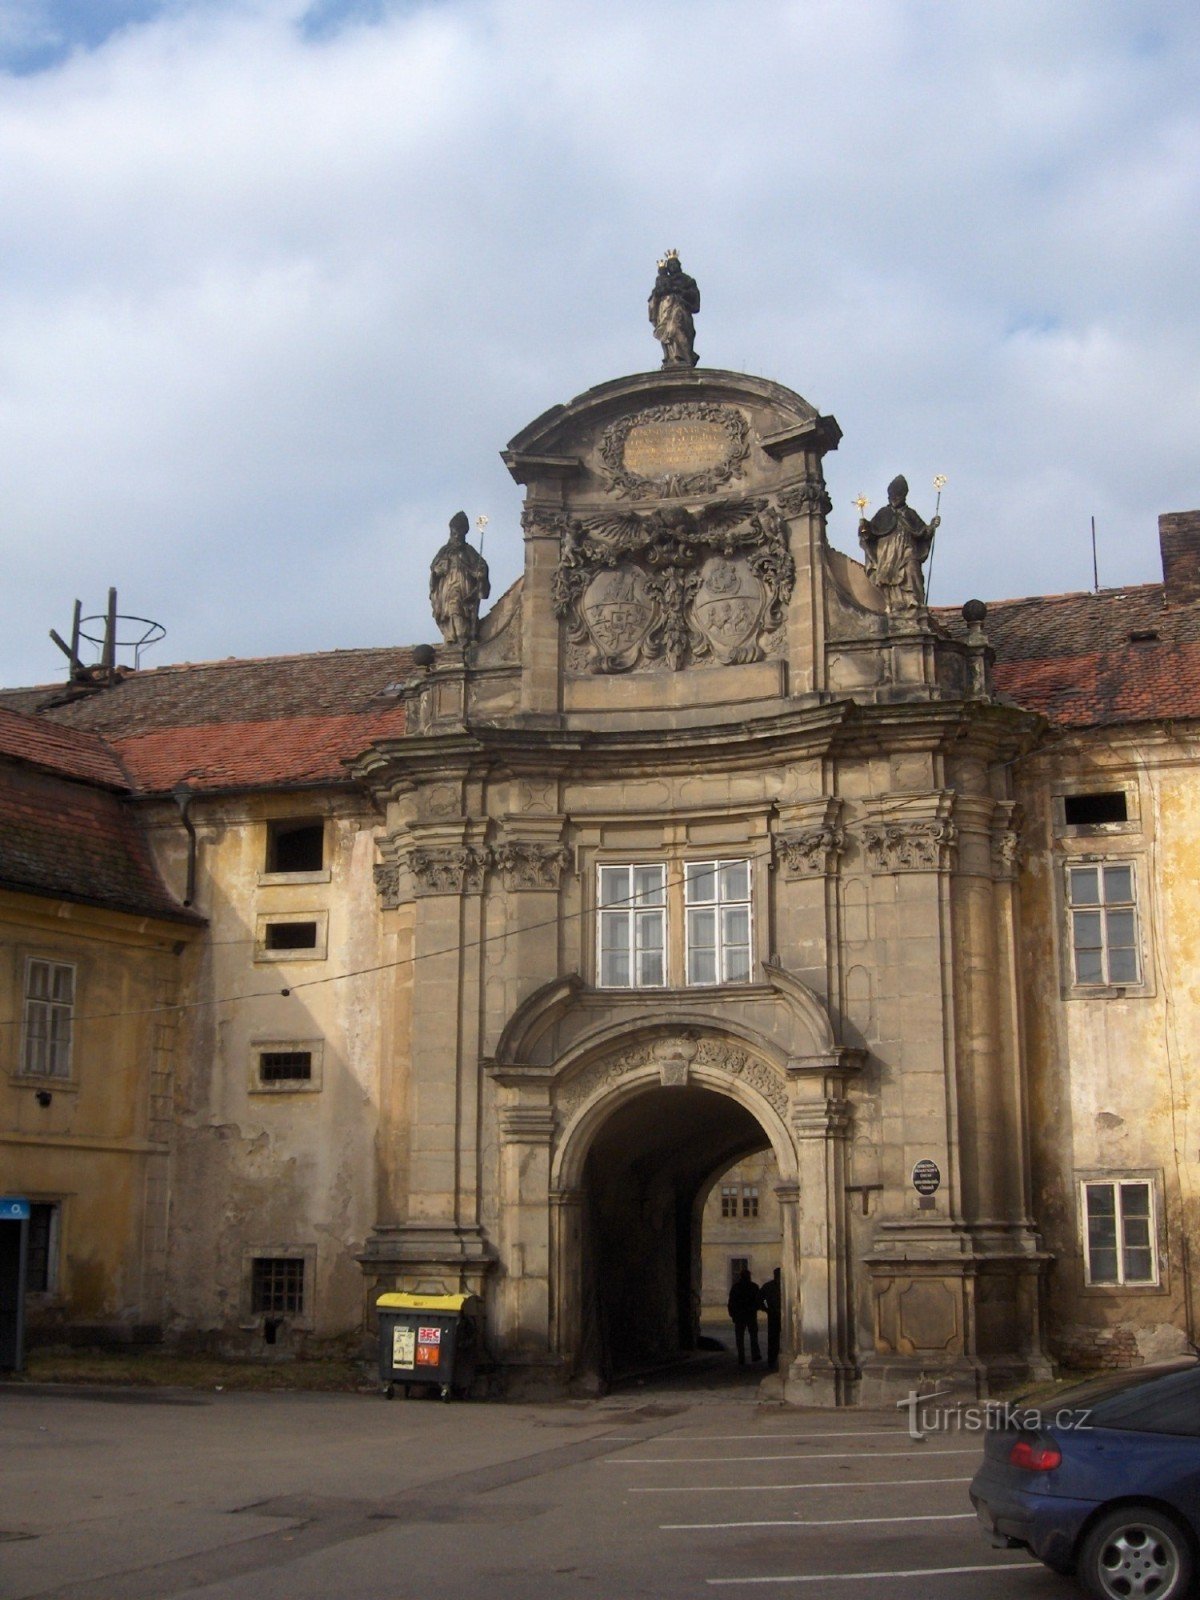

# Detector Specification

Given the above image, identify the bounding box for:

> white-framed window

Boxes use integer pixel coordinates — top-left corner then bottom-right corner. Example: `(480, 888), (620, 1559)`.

(720, 1184), (739, 1219)
(1082, 1179), (1158, 1287)
(594, 858), (755, 990)
(597, 864), (666, 988)
(21, 959), (75, 1079)
(1066, 863), (1140, 986)
(685, 860), (752, 986)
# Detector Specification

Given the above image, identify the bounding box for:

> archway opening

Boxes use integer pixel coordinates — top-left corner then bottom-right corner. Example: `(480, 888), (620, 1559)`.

(579, 1083), (771, 1381)
(697, 1150), (785, 1358)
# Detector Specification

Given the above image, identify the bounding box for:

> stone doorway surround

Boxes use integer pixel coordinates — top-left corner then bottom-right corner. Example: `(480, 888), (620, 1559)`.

(486, 971), (864, 1404)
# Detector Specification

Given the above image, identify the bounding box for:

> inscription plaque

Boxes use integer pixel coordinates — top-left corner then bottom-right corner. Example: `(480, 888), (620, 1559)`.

(623, 420), (731, 480)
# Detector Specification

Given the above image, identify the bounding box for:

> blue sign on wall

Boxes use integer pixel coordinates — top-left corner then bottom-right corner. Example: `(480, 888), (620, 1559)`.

(0, 1198), (31, 1221)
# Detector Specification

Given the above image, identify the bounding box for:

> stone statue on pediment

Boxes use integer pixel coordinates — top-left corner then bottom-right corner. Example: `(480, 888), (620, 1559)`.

(430, 512), (490, 647)
(858, 475), (940, 613)
(648, 251), (700, 369)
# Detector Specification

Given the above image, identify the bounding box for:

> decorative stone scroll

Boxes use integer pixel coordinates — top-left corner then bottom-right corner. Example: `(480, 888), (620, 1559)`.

(777, 479), (833, 519)
(991, 802), (1024, 881)
(774, 825), (846, 879)
(493, 841), (571, 892)
(408, 845), (490, 896)
(553, 497), (794, 674)
(374, 862), (402, 910)
(599, 403), (750, 499)
(862, 819), (958, 874)
(555, 1032), (788, 1121)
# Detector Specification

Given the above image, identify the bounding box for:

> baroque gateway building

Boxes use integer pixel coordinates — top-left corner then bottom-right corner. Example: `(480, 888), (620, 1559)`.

(3, 271), (1199, 1401)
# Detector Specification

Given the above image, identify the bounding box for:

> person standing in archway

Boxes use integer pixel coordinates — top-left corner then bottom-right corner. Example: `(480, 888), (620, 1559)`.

(760, 1267), (782, 1370)
(727, 1267), (762, 1366)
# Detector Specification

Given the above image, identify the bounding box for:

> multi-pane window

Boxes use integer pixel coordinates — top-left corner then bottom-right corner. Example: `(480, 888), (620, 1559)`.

(720, 1184), (739, 1219)
(598, 865), (666, 988)
(22, 960), (75, 1078)
(1083, 1180), (1157, 1286)
(685, 860), (752, 986)
(742, 1185), (759, 1219)
(259, 1050), (313, 1084)
(251, 1257), (306, 1315)
(1067, 864), (1139, 985)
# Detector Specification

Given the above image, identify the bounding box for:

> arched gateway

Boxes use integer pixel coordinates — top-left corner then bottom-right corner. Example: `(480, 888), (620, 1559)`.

(357, 333), (1051, 1404)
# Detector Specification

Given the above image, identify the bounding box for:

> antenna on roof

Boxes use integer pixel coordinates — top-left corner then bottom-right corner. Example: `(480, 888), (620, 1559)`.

(1091, 516), (1100, 592)
(49, 588), (166, 686)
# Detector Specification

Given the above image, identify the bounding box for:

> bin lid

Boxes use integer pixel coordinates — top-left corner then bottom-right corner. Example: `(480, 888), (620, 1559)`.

(376, 1292), (478, 1312)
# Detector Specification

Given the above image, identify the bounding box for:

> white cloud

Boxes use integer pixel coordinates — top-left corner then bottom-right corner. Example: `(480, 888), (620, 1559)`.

(1, 0), (1197, 684)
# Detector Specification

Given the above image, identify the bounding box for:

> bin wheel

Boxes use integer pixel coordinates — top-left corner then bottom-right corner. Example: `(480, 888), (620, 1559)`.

(383, 1383), (395, 1400)
(440, 1384), (452, 1402)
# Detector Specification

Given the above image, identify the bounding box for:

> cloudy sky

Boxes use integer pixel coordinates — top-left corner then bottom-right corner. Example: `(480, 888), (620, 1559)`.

(1, 0), (1197, 687)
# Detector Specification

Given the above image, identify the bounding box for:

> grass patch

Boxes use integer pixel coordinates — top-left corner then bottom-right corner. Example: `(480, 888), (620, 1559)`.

(16, 1347), (375, 1393)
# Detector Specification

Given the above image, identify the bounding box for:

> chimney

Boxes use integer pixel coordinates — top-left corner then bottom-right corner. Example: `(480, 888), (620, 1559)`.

(1159, 511), (1200, 602)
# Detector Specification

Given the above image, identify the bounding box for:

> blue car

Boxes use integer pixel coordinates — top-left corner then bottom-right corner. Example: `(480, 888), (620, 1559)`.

(970, 1357), (1200, 1599)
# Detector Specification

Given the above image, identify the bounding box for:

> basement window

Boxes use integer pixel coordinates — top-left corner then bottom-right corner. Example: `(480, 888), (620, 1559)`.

(1064, 792), (1128, 827)
(255, 913), (328, 963)
(251, 1256), (306, 1316)
(266, 819), (325, 874)
(251, 1039), (323, 1093)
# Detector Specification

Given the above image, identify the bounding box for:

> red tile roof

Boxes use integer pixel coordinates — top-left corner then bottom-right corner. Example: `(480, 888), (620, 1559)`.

(0, 759), (200, 922)
(0, 706), (131, 789)
(0, 646), (416, 794)
(938, 582), (1200, 728)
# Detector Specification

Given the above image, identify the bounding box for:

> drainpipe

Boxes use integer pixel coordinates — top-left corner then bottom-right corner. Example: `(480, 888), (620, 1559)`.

(172, 782), (197, 907)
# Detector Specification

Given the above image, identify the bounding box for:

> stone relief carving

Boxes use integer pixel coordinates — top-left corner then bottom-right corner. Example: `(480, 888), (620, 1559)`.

(774, 824), (846, 878)
(553, 498), (794, 674)
(862, 819), (958, 874)
(599, 403), (750, 499)
(419, 783), (460, 821)
(374, 862), (402, 910)
(407, 845), (490, 896)
(493, 841), (571, 892)
(555, 1032), (788, 1121)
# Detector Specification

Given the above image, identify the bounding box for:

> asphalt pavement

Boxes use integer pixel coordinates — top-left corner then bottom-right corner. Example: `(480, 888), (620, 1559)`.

(0, 1361), (1071, 1600)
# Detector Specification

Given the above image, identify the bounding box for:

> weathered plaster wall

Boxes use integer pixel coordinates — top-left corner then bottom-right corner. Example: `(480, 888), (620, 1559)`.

(1020, 729), (1200, 1367)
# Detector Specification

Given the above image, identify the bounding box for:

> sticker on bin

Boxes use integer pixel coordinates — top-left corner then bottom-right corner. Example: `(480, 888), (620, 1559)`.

(415, 1343), (441, 1366)
(392, 1326), (416, 1367)
(417, 1326), (442, 1345)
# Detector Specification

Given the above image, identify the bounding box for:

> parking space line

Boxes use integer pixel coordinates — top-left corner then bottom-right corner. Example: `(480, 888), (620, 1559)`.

(661, 1513), (977, 1530)
(707, 1561), (1034, 1586)
(606, 1449), (979, 1464)
(631, 1475), (972, 1493)
(638, 1431), (912, 1442)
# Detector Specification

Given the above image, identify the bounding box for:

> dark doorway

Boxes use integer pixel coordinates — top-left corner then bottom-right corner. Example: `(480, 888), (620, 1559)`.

(579, 1084), (770, 1383)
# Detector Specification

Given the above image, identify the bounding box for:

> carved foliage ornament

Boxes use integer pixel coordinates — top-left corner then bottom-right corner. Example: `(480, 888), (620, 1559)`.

(599, 403), (750, 499)
(380, 841), (571, 900)
(553, 497), (795, 674)
(863, 819), (958, 874)
(774, 825), (846, 878)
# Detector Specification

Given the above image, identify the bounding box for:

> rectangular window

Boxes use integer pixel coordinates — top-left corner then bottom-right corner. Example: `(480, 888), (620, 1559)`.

(721, 1184), (738, 1219)
(21, 960), (75, 1079)
(1064, 792), (1128, 827)
(729, 1257), (749, 1287)
(264, 921), (318, 951)
(1083, 1180), (1157, 1286)
(742, 1185), (759, 1219)
(1067, 864), (1140, 986)
(251, 1257), (306, 1315)
(597, 865), (666, 988)
(266, 819), (324, 874)
(25, 1202), (60, 1294)
(685, 860), (752, 986)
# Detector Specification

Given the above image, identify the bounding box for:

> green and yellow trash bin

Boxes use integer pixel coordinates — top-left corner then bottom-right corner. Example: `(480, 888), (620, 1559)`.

(376, 1292), (482, 1401)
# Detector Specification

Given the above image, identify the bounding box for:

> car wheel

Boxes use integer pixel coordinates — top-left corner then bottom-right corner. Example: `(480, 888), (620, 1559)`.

(1078, 1505), (1193, 1600)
